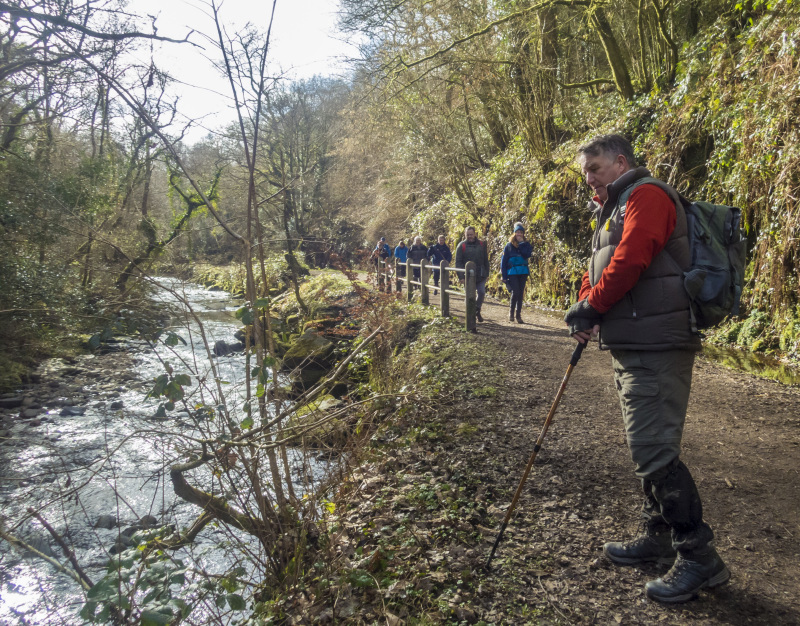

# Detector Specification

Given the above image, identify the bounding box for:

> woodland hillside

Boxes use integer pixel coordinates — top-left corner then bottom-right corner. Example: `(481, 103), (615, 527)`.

(1, 0), (799, 380)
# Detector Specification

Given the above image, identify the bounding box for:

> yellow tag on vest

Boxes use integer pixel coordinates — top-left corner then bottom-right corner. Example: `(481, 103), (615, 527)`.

(604, 218), (611, 231)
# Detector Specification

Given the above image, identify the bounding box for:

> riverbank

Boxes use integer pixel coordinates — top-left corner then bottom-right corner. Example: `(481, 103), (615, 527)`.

(274, 291), (800, 624)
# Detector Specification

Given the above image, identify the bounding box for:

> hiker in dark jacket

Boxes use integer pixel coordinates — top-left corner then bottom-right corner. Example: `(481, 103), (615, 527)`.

(500, 222), (533, 323)
(427, 235), (452, 294)
(407, 236), (428, 289)
(371, 237), (391, 267)
(564, 134), (729, 604)
(371, 237), (392, 290)
(455, 226), (490, 322)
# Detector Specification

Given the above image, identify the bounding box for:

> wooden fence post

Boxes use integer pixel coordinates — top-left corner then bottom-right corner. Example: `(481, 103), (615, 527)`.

(378, 259), (385, 291)
(420, 259), (429, 306)
(440, 261), (449, 317)
(465, 261), (477, 332)
(395, 258), (401, 293)
(406, 258), (413, 303)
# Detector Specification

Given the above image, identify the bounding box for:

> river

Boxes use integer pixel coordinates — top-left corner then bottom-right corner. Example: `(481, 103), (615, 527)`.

(0, 278), (328, 624)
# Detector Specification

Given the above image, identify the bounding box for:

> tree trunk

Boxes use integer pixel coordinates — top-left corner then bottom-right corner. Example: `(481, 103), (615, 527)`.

(590, 7), (635, 100)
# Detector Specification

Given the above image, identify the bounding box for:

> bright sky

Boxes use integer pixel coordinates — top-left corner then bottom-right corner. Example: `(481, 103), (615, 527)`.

(130, 0), (353, 142)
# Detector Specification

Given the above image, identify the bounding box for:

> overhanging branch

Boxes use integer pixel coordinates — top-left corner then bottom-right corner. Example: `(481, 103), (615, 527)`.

(0, 2), (199, 46)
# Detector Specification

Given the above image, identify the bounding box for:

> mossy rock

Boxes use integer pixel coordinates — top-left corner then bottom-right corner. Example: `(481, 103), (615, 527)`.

(286, 395), (348, 447)
(285, 314), (302, 331)
(290, 366), (328, 390)
(282, 330), (335, 370)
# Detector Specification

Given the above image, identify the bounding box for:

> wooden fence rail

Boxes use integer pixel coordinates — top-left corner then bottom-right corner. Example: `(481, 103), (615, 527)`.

(375, 258), (477, 332)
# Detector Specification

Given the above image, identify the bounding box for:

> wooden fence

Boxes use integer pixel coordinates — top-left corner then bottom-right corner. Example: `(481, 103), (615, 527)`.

(374, 258), (478, 331)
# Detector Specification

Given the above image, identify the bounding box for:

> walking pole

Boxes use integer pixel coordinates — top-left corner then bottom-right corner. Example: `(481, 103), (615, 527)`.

(485, 341), (586, 570)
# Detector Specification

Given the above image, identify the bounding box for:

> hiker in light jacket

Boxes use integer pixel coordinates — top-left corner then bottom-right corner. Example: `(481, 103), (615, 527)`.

(564, 134), (729, 604)
(407, 236), (428, 289)
(427, 235), (452, 294)
(500, 222), (533, 323)
(455, 226), (490, 322)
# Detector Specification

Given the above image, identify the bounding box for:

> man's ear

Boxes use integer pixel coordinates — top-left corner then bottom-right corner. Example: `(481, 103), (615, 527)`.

(616, 154), (629, 170)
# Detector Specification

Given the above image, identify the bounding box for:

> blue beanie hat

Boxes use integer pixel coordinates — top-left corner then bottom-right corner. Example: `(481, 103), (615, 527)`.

(513, 222), (525, 232)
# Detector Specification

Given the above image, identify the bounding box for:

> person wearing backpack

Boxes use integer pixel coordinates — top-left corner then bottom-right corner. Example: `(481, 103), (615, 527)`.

(455, 226), (490, 322)
(394, 240), (409, 291)
(371, 237), (392, 290)
(407, 236), (428, 290)
(501, 222), (533, 323)
(427, 235), (452, 295)
(564, 134), (730, 604)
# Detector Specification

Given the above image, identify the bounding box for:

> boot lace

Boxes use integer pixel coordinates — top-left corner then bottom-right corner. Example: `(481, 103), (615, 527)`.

(662, 556), (692, 584)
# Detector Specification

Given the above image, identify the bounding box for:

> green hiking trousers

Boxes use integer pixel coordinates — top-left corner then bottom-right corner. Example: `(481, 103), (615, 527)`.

(610, 349), (695, 479)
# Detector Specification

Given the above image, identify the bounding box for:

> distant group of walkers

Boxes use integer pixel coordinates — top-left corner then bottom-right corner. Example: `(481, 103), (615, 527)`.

(370, 223), (534, 324)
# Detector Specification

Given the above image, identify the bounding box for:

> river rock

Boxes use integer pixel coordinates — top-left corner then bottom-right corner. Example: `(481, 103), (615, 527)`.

(120, 526), (139, 539)
(213, 340), (245, 357)
(0, 396), (24, 409)
(20, 408), (43, 419)
(109, 401), (124, 410)
(24, 536), (56, 559)
(140, 515), (159, 528)
(282, 330), (334, 370)
(94, 515), (117, 530)
(60, 406), (87, 416)
(110, 536), (134, 554)
(290, 367), (328, 391)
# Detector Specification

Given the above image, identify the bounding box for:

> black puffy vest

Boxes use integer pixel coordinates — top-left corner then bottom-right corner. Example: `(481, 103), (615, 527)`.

(589, 168), (701, 352)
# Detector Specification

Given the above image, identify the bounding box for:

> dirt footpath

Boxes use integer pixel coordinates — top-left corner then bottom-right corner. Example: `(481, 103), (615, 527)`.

(428, 290), (800, 623)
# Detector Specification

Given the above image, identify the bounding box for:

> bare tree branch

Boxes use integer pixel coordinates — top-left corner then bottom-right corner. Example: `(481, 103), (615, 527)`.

(0, 2), (199, 46)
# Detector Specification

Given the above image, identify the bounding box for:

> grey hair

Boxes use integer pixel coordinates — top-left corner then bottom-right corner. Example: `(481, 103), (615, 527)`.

(464, 226), (476, 236)
(578, 134), (637, 168)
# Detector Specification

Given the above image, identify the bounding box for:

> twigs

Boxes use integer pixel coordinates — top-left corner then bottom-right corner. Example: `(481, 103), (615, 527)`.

(0, 525), (91, 591)
(26, 508), (94, 589)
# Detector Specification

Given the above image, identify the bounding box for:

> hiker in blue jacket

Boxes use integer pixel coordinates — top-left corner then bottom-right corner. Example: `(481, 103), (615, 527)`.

(427, 235), (452, 295)
(394, 240), (409, 290)
(501, 222), (533, 323)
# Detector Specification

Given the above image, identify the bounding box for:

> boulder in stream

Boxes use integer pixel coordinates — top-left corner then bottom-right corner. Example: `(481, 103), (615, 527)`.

(60, 406), (87, 417)
(94, 515), (117, 530)
(213, 340), (245, 357)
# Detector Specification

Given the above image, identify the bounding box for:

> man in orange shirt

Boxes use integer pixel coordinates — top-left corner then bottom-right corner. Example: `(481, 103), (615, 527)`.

(564, 134), (730, 603)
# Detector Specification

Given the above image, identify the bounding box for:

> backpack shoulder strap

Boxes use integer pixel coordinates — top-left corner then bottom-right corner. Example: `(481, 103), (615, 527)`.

(619, 177), (689, 209)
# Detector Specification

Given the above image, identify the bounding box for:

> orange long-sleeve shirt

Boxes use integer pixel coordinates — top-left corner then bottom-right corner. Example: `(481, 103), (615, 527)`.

(578, 184), (676, 313)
